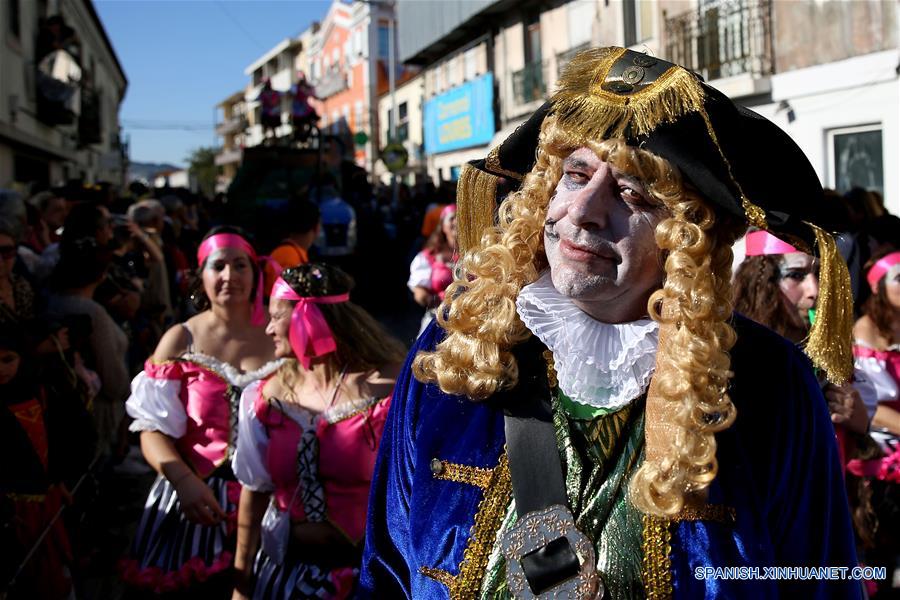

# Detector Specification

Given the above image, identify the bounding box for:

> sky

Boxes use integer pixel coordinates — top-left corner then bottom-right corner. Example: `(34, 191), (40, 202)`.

(94, 0), (332, 167)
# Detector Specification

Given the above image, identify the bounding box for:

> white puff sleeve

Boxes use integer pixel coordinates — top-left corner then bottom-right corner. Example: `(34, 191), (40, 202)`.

(232, 381), (275, 492)
(125, 371), (187, 439)
(407, 251), (433, 292)
(854, 354), (899, 408)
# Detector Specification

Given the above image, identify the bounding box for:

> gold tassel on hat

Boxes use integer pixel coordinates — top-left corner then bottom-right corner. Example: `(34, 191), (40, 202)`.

(803, 223), (854, 385)
(456, 163), (499, 254)
(551, 47), (707, 143)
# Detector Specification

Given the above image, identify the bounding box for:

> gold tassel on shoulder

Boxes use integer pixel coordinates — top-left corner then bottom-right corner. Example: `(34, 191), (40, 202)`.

(456, 163), (499, 255)
(803, 223), (853, 385)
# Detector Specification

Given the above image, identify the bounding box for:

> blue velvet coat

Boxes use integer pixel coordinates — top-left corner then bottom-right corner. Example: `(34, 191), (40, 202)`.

(360, 314), (861, 599)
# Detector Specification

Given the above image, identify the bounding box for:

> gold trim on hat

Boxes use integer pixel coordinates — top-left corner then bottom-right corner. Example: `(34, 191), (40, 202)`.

(457, 163), (499, 254)
(803, 223), (853, 385)
(485, 146), (524, 181)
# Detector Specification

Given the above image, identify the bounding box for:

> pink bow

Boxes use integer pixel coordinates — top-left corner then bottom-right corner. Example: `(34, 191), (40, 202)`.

(270, 277), (349, 368)
(196, 233), (280, 326)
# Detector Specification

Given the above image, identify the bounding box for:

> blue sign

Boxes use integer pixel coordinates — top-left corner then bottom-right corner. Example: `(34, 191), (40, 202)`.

(424, 73), (495, 154)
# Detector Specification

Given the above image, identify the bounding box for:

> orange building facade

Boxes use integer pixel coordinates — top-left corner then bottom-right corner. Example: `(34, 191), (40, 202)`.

(309, 0), (394, 172)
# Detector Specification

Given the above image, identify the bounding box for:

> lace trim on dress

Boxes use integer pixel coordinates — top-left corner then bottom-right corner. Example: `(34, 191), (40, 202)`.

(515, 271), (659, 411)
(181, 352), (284, 388)
(322, 395), (384, 424)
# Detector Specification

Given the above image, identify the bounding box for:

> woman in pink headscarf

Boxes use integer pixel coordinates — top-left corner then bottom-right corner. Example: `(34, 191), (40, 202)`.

(231, 263), (405, 600)
(733, 230), (872, 436)
(854, 250), (900, 439)
(121, 226), (283, 596)
(408, 204), (457, 333)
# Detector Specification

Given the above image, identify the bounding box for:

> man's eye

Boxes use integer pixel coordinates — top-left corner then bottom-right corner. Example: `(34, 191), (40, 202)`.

(564, 171), (588, 184)
(620, 186), (645, 203)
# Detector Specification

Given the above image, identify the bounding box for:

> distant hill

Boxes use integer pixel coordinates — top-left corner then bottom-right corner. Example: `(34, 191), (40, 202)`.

(128, 161), (181, 183)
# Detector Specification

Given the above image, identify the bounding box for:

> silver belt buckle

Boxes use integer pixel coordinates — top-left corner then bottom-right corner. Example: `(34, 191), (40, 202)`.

(501, 504), (603, 599)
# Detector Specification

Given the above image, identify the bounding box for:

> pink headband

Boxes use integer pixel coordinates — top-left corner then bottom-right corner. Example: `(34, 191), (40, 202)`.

(744, 230), (798, 256)
(197, 233), (257, 266)
(866, 251), (900, 293)
(440, 204), (457, 220)
(270, 277), (349, 369)
(196, 233), (281, 326)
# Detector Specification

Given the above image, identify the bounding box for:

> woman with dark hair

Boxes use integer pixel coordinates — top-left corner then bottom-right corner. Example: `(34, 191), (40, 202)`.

(850, 251), (900, 600)
(407, 204), (457, 332)
(733, 230), (871, 436)
(231, 263), (405, 599)
(853, 250), (900, 438)
(121, 226), (282, 596)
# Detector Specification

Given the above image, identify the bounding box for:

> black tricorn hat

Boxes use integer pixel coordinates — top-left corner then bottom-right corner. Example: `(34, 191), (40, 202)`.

(457, 46), (852, 383)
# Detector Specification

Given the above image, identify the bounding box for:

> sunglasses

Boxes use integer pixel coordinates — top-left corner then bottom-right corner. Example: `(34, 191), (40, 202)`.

(0, 245), (16, 259)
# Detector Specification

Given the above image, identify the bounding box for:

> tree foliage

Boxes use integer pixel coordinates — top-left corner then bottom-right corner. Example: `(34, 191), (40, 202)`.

(186, 146), (219, 196)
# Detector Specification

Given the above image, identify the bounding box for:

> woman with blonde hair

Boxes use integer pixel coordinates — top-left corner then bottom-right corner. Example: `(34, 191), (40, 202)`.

(361, 48), (859, 598)
(232, 263), (404, 599)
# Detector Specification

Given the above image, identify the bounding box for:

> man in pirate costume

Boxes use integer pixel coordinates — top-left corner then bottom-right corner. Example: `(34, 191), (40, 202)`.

(360, 48), (860, 599)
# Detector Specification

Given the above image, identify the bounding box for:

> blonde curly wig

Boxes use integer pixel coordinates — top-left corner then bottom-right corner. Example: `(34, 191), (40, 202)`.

(413, 115), (746, 517)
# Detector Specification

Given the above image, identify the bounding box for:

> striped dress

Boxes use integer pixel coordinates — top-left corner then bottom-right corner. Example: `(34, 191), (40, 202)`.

(120, 351), (282, 594)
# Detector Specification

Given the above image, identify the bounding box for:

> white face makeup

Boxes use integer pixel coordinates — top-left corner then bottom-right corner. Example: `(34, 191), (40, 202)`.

(201, 247), (255, 307)
(543, 147), (667, 323)
(265, 298), (295, 359)
(777, 252), (819, 313)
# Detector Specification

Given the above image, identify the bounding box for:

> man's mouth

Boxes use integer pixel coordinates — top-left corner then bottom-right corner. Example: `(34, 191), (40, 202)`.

(559, 239), (617, 261)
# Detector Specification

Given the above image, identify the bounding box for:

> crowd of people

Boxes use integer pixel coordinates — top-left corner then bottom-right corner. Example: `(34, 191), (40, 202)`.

(0, 173), (448, 599)
(0, 45), (899, 600)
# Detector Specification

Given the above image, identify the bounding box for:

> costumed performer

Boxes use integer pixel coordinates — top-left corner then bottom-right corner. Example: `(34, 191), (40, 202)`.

(121, 227), (283, 596)
(231, 263), (404, 599)
(361, 47), (861, 599)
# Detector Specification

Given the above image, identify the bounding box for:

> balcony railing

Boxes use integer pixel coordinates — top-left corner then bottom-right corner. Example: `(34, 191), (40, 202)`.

(512, 60), (546, 106)
(665, 0), (773, 81)
(216, 116), (246, 136)
(215, 147), (242, 166)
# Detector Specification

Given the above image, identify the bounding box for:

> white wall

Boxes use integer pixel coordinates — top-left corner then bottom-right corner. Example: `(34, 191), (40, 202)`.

(766, 50), (899, 213)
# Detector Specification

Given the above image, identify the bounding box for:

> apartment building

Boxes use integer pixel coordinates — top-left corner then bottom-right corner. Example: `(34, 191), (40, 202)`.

(307, 0), (397, 173)
(375, 71), (426, 185)
(398, 0), (599, 184)
(214, 0), (400, 187)
(399, 0), (898, 209)
(618, 0), (898, 211)
(214, 90), (247, 191)
(0, 0), (128, 188)
(243, 37), (305, 147)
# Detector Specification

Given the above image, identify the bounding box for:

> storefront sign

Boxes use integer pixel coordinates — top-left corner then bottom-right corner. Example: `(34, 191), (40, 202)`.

(424, 73), (495, 154)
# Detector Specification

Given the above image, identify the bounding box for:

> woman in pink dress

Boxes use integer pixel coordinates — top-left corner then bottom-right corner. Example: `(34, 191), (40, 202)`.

(408, 204), (457, 333)
(121, 227), (283, 596)
(232, 263), (405, 599)
(850, 249), (900, 597)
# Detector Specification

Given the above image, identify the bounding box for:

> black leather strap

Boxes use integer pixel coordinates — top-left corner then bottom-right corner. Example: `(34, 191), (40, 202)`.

(499, 338), (578, 591)
(499, 335), (569, 514)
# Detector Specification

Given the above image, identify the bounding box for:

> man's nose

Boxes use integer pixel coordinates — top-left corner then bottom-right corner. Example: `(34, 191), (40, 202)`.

(567, 166), (614, 231)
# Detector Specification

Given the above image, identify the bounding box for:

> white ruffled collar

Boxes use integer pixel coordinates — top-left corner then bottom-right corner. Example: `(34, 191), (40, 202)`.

(515, 272), (659, 411)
